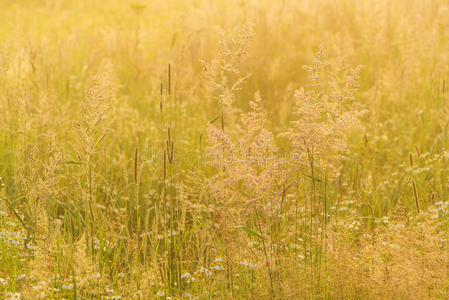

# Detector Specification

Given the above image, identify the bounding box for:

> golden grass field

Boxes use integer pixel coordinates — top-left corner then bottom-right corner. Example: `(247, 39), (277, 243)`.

(1, 0), (449, 299)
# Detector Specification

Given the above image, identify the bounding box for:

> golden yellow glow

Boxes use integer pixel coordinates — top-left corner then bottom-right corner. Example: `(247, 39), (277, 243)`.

(0, 0), (448, 298)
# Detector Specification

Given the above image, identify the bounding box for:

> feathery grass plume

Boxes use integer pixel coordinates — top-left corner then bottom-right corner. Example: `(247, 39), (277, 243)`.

(73, 63), (117, 160)
(11, 136), (63, 238)
(206, 92), (289, 297)
(207, 92), (287, 215)
(282, 48), (365, 176)
(201, 24), (254, 130)
(73, 63), (117, 255)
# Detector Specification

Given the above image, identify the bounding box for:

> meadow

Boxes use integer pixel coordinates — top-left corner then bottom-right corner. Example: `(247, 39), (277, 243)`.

(0, 0), (449, 299)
